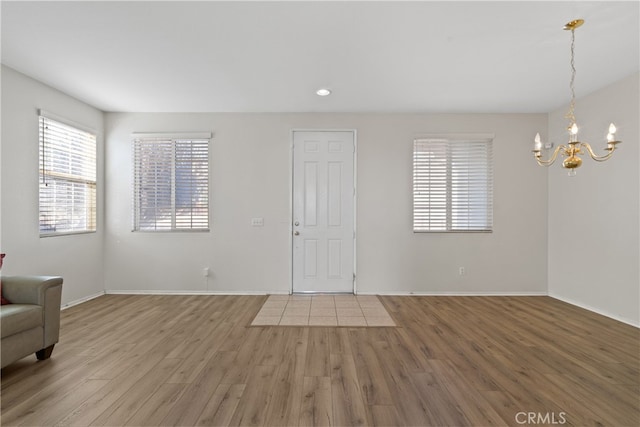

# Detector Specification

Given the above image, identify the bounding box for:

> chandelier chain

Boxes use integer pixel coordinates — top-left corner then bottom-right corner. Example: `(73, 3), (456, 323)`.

(565, 29), (577, 126)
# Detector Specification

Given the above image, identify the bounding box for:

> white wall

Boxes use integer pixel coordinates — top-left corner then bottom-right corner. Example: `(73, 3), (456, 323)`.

(548, 72), (640, 326)
(5, 65), (637, 325)
(104, 112), (548, 295)
(0, 66), (105, 305)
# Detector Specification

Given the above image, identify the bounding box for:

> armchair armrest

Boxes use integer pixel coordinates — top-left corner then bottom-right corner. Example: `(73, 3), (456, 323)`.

(2, 276), (63, 305)
(1, 276), (63, 347)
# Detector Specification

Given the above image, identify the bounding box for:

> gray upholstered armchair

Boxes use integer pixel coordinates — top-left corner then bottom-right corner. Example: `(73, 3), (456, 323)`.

(1, 276), (63, 368)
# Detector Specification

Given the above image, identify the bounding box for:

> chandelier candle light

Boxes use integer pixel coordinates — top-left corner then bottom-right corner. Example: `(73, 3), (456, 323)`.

(533, 19), (621, 176)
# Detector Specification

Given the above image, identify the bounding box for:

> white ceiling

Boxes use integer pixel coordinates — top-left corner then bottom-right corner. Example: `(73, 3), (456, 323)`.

(1, 1), (638, 113)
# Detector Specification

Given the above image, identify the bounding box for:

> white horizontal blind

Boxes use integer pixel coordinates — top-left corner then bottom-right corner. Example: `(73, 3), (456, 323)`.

(39, 115), (97, 235)
(413, 138), (493, 232)
(133, 137), (209, 231)
(175, 139), (209, 229)
(413, 139), (448, 231)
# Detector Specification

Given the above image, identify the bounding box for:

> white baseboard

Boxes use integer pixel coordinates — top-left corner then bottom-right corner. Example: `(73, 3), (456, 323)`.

(61, 291), (105, 310)
(105, 290), (546, 297)
(105, 290), (547, 297)
(105, 290), (289, 296)
(549, 293), (640, 328)
(357, 290), (548, 296)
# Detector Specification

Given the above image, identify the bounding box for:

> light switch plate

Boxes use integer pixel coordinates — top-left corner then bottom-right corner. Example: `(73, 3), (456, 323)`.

(251, 217), (264, 227)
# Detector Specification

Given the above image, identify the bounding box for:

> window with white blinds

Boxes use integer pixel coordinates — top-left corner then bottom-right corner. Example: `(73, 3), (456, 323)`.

(133, 134), (210, 231)
(39, 114), (97, 236)
(413, 137), (493, 232)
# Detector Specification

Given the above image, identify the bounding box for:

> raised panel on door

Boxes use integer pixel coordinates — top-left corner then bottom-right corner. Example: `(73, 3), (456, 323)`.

(292, 131), (354, 293)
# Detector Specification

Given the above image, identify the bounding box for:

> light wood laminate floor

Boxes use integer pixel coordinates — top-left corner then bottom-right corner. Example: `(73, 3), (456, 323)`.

(1, 295), (638, 426)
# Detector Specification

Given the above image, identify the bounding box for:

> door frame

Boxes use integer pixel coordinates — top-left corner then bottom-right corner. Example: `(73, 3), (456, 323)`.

(289, 129), (357, 294)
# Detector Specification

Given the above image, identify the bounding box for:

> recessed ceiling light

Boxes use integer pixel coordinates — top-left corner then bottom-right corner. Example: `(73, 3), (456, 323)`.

(316, 88), (331, 96)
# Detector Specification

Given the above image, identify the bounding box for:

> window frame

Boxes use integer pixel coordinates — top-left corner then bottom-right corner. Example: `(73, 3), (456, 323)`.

(38, 110), (97, 237)
(132, 132), (211, 232)
(413, 134), (494, 233)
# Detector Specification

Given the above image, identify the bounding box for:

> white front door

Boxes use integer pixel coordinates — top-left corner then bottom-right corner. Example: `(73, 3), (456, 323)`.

(292, 131), (355, 293)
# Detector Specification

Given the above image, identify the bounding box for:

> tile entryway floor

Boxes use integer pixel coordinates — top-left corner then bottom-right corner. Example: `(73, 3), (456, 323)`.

(250, 294), (396, 327)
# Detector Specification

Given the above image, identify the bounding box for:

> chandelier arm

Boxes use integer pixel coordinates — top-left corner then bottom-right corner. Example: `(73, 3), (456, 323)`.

(580, 142), (616, 162)
(534, 145), (565, 167)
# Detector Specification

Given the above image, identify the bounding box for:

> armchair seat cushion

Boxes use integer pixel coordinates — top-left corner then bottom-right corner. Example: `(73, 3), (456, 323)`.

(1, 304), (43, 339)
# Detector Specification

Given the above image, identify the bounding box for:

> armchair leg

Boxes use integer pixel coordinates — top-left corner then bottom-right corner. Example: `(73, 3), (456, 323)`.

(35, 344), (55, 361)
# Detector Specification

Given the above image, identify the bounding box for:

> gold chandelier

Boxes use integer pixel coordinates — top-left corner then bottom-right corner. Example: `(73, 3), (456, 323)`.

(533, 19), (621, 176)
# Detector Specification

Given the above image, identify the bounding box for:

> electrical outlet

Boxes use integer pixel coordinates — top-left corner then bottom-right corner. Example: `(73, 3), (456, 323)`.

(459, 267), (466, 276)
(202, 267), (210, 277)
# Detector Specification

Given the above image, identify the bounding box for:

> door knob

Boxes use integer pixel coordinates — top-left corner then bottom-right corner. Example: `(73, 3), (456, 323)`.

(294, 231), (300, 236)
(294, 221), (300, 226)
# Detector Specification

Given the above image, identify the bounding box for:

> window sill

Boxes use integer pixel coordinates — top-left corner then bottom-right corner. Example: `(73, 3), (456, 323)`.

(40, 230), (97, 238)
